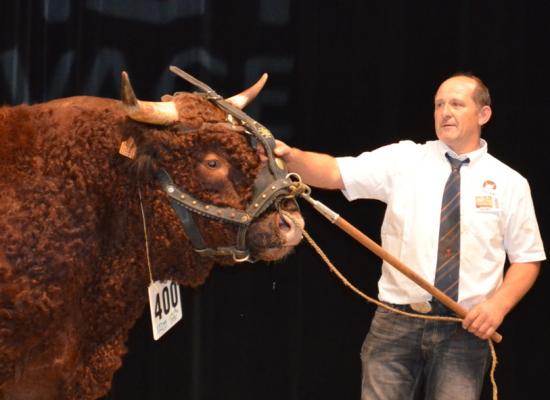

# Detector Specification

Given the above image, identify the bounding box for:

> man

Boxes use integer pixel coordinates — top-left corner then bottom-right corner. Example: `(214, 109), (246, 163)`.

(274, 74), (545, 399)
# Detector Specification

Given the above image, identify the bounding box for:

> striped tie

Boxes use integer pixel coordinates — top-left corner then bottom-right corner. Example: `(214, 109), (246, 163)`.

(434, 153), (470, 301)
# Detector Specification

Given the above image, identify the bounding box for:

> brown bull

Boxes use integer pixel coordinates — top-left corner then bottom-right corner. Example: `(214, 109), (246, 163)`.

(0, 68), (304, 399)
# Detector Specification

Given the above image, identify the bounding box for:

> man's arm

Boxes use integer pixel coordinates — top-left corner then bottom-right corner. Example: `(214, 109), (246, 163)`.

(273, 140), (344, 190)
(462, 261), (541, 340)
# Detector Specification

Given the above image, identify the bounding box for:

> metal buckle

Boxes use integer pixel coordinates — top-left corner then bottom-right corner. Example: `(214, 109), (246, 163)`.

(410, 301), (432, 314)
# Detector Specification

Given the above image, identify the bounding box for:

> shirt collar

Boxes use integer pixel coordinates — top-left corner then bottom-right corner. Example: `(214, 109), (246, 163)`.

(436, 139), (487, 166)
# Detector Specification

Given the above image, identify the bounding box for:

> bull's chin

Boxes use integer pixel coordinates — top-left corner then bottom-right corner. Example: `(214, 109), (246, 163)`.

(255, 246), (294, 262)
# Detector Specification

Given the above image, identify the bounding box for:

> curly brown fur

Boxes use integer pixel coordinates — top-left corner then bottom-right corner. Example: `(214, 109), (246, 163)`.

(0, 92), (285, 399)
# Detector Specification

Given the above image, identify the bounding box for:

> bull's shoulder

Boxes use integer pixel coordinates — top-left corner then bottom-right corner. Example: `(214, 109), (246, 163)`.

(1, 96), (125, 127)
(0, 95), (128, 185)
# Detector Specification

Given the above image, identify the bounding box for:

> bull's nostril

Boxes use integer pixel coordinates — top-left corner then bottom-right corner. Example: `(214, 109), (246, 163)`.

(278, 215), (291, 230)
(279, 198), (298, 211)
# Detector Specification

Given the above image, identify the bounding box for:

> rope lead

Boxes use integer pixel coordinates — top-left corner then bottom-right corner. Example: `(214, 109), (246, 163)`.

(280, 184), (499, 400)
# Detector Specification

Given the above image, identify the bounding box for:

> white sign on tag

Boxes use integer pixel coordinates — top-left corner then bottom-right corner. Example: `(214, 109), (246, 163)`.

(147, 280), (183, 340)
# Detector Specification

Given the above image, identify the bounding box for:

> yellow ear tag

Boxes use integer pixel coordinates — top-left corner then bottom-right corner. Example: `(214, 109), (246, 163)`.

(119, 137), (137, 159)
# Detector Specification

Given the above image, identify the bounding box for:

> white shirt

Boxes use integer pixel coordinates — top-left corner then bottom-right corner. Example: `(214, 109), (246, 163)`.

(337, 139), (546, 309)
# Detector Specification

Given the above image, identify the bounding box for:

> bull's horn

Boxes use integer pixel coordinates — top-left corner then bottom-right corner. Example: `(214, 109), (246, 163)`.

(225, 73), (268, 109)
(121, 71), (179, 125)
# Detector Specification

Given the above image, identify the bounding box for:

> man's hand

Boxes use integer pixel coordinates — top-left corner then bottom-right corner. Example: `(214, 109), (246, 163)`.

(462, 261), (540, 340)
(257, 140), (343, 189)
(257, 139), (292, 163)
(462, 300), (506, 340)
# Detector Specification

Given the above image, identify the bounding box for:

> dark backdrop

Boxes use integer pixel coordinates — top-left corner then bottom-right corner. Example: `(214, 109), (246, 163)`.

(1, 1), (548, 399)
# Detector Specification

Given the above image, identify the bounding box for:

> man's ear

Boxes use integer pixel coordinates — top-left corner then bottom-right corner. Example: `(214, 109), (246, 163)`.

(479, 105), (492, 126)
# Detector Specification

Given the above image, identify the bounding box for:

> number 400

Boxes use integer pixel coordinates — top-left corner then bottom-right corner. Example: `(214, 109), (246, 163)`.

(154, 282), (179, 320)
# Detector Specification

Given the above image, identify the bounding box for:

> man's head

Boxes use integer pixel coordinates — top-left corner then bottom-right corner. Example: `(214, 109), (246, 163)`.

(434, 74), (492, 154)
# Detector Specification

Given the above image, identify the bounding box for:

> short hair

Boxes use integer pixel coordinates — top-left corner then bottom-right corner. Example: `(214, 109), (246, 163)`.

(449, 72), (492, 107)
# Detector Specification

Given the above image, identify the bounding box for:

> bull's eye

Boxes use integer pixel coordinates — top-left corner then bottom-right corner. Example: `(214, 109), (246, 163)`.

(197, 152), (230, 187)
(205, 159), (219, 169)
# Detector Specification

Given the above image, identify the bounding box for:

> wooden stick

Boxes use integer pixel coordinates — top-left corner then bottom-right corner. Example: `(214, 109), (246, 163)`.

(303, 194), (502, 343)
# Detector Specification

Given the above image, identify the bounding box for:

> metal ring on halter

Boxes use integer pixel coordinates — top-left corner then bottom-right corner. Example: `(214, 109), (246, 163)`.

(302, 185), (311, 196)
(233, 252), (251, 263)
(286, 172), (302, 183)
(284, 172), (311, 198)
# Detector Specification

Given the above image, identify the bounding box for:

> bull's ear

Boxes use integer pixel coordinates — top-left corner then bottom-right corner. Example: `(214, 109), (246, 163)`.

(225, 73), (268, 109)
(121, 71), (179, 125)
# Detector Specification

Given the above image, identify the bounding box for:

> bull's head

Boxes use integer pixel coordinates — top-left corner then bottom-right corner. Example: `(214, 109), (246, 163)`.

(119, 68), (304, 265)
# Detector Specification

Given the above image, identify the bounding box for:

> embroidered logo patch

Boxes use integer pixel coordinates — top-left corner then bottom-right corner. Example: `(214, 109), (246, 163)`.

(482, 180), (496, 191)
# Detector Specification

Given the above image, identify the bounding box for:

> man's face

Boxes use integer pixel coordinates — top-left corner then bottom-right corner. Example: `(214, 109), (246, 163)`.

(434, 76), (491, 154)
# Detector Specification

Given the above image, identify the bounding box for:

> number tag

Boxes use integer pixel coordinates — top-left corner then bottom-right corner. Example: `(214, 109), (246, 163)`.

(147, 280), (183, 340)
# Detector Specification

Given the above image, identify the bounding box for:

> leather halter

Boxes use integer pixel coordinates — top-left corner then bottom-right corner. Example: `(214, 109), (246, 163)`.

(158, 68), (298, 262)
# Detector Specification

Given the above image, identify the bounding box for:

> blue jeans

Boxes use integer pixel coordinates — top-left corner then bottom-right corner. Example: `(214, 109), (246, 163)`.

(360, 304), (490, 400)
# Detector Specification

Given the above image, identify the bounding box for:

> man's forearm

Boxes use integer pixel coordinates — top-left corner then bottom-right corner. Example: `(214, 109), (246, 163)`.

(490, 261), (541, 314)
(284, 147), (344, 190)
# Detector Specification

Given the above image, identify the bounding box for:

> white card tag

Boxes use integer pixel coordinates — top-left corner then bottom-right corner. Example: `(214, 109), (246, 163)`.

(148, 280), (183, 340)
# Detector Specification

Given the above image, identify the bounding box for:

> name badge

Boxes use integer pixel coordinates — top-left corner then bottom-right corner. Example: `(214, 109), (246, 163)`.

(475, 195), (496, 209)
(476, 179), (499, 211)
